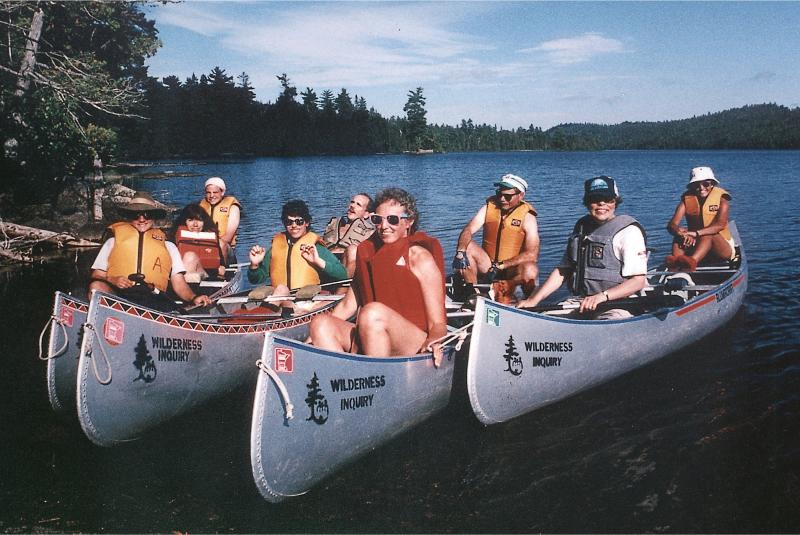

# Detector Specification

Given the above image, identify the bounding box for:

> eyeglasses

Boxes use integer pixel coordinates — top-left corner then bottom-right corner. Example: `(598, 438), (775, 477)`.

(370, 214), (411, 226)
(588, 196), (616, 205)
(283, 217), (306, 226)
(690, 180), (715, 190)
(496, 190), (520, 201)
(134, 211), (155, 220)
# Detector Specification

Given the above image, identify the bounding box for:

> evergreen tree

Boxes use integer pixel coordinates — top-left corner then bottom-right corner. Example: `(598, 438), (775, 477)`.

(403, 87), (428, 150)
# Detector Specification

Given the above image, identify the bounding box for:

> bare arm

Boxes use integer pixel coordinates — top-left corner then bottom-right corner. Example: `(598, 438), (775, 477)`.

(171, 273), (210, 306)
(331, 286), (359, 321)
(408, 245), (447, 348)
(456, 205), (487, 252)
(666, 200), (687, 237)
(91, 268), (134, 290)
(579, 274), (646, 313)
(221, 204), (240, 245)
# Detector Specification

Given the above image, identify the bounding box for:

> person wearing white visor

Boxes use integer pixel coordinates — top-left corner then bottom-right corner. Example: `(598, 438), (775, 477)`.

(666, 166), (734, 271)
(452, 173), (540, 304)
(199, 176), (241, 263)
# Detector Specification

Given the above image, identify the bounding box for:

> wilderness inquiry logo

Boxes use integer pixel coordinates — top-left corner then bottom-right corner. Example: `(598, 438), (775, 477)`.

(130, 335), (204, 382)
(501, 335), (574, 376)
(304, 372), (388, 424)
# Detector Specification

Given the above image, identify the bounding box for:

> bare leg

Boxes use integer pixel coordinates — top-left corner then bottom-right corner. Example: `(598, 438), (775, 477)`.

(309, 314), (356, 353)
(88, 280), (115, 300)
(463, 241), (493, 284)
(356, 302), (427, 356)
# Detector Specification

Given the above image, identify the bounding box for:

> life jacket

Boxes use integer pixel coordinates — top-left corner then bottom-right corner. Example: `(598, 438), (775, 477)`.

(482, 198), (537, 262)
(175, 225), (223, 272)
(565, 215), (646, 297)
(106, 222), (172, 292)
(199, 196), (241, 246)
(353, 232), (445, 333)
(269, 231), (322, 289)
(682, 186), (732, 241)
(322, 216), (376, 249)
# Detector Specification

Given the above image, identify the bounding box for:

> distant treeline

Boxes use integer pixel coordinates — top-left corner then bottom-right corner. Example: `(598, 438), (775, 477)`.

(119, 67), (800, 159)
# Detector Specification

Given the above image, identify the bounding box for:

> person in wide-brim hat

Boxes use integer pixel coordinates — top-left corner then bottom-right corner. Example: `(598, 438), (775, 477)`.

(118, 190), (168, 218)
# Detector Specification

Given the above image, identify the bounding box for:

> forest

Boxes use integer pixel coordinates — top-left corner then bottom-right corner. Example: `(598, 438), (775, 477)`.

(2, 2), (799, 205)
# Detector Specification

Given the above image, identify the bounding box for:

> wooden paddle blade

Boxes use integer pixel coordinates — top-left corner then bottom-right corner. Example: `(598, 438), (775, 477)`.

(248, 285), (274, 300)
(295, 284), (321, 300)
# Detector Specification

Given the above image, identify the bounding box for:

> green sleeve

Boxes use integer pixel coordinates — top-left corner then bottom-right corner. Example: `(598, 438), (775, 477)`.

(315, 244), (348, 282)
(247, 248), (272, 284)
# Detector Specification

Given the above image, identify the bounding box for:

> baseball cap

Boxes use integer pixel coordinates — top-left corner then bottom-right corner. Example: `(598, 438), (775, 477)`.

(584, 176), (621, 202)
(493, 173), (528, 193)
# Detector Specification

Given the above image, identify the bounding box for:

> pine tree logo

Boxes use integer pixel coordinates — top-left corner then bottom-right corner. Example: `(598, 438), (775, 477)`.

(305, 372), (329, 425)
(132, 334), (157, 383)
(502, 334), (523, 376)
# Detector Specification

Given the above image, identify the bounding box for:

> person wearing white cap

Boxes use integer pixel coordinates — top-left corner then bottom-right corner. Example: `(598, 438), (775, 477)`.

(452, 173), (540, 304)
(517, 176), (648, 320)
(665, 166), (734, 271)
(88, 191), (211, 310)
(199, 176), (241, 262)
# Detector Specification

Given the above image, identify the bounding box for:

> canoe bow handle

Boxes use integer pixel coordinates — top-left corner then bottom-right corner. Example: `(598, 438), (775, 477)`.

(256, 359), (294, 420)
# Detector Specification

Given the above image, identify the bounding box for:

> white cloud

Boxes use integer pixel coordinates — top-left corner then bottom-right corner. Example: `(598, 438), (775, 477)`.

(520, 32), (626, 64)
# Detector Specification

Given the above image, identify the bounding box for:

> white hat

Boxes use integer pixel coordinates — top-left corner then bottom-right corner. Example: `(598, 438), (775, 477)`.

(204, 176), (226, 191)
(493, 173), (528, 193)
(688, 167), (719, 185)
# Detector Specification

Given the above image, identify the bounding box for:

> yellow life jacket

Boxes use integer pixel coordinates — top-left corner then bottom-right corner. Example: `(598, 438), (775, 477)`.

(106, 222), (172, 291)
(683, 186), (732, 241)
(482, 198), (537, 262)
(200, 196), (240, 246)
(269, 231), (321, 289)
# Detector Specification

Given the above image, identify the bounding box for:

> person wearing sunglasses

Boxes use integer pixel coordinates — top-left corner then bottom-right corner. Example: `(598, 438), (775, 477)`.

(321, 193), (376, 276)
(452, 173), (540, 304)
(248, 200), (347, 307)
(88, 191), (211, 310)
(666, 166), (734, 272)
(309, 188), (448, 366)
(517, 176), (647, 320)
(199, 176), (241, 263)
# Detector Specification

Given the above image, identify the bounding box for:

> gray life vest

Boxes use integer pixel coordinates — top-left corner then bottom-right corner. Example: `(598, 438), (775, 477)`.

(322, 216), (375, 249)
(566, 214), (645, 296)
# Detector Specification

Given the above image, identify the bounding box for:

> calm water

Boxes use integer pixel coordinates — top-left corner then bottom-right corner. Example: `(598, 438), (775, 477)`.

(2, 151), (799, 532)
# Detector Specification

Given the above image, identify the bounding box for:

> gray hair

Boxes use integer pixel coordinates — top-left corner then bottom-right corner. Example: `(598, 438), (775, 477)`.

(374, 187), (419, 233)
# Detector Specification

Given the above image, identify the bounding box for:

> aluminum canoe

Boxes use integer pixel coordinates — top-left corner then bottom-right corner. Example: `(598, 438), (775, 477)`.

(76, 283), (334, 447)
(467, 221), (747, 425)
(250, 336), (456, 502)
(45, 269), (246, 415)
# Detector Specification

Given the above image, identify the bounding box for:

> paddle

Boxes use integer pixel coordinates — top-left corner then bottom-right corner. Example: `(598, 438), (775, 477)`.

(520, 294), (685, 313)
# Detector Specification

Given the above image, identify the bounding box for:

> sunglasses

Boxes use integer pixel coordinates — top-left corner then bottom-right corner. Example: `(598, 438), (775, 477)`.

(588, 196), (616, 205)
(690, 180), (715, 190)
(370, 214), (411, 226)
(283, 217), (306, 226)
(134, 211), (155, 220)
(496, 190), (520, 201)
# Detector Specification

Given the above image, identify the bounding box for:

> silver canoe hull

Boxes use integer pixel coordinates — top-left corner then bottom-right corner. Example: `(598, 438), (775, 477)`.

(77, 286), (334, 447)
(250, 336), (456, 502)
(46, 292), (88, 412)
(467, 224), (747, 425)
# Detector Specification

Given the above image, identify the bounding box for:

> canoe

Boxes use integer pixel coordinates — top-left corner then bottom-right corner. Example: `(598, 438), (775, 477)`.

(250, 335), (460, 502)
(44, 268), (246, 414)
(76, 278), (337, 447)
(467, 221), (747, 425)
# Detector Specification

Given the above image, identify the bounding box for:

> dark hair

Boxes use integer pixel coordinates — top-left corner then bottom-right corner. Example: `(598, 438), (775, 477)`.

(374, 188), (419, 233)
(169, 203), (218, 240)
(281, 199), (312, 223)
(355, 192), (376, 213)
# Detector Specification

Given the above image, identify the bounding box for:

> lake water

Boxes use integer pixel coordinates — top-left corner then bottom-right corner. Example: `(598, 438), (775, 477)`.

(2, 151), (799, 532)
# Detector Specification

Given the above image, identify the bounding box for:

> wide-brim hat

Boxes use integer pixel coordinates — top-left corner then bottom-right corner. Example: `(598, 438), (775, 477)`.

(493, 173), (528, 193)
(119, 191), (167, 216)
(688, 166), (719, 185)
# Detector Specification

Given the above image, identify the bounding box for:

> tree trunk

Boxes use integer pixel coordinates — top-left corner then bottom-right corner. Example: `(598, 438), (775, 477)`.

(15, 8), (44, 96)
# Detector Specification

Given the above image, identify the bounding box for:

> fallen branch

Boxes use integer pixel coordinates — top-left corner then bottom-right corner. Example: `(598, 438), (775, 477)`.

(0, 220), (99, 247)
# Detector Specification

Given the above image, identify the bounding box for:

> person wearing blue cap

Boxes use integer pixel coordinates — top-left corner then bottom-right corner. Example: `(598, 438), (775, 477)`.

(452, 173), (540, 304)
(517, 176), (648, 319)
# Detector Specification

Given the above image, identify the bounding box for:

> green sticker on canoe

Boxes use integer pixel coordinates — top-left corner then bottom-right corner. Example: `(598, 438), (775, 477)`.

(486, 306), (500, 327)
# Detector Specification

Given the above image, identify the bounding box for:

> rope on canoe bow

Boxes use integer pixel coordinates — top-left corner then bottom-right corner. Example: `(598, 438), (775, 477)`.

(83, 323), (112, 385)
(256, 359), (294, 421)
(429, 321), (474, 352)
(37, 314), (68, 361)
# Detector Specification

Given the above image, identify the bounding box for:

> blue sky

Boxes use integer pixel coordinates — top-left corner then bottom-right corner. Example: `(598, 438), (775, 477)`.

(144, 1), (800, 130)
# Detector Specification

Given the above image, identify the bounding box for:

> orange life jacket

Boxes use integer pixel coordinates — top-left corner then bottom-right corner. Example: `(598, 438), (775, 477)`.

(106, 222), (172, 292)
(353, 232), (445, 333)
(683, 186), (732, 241)
(200, 195), (240, 246)
(175, 226), (223, 271)
(482, 198), (537, 262)
(269, 231), (322, 289)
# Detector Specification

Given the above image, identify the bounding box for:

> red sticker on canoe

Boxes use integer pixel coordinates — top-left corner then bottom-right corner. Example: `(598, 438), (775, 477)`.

(103, 317), (125, 346)
(275, 347), (293, 373)
(60, 307), (74, 327)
